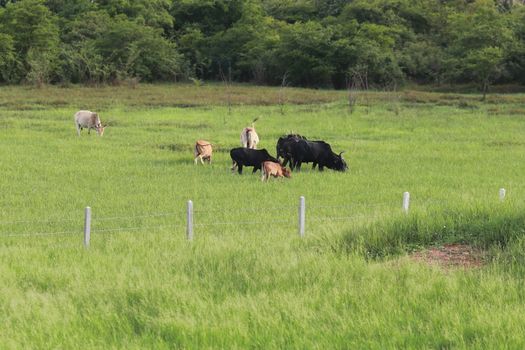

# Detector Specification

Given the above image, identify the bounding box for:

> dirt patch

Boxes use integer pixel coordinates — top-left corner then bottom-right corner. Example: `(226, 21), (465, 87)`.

(411, 244), (485, 269)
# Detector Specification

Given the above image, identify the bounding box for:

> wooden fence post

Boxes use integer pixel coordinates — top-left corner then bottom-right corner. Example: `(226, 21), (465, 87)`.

(84, 206), (91, 248)
(499, 188), (506, 202)
(402, 192), (410, 214)
(187, 200), (193, 240)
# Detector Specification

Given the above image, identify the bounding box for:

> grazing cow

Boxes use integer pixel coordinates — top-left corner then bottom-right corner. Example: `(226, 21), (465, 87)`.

(194, 140), (212, 165)
(261, 161), (292, 182)
(240, 126), (259, 149)
(230, 147), (278, 174)
(276, 134), (306, 167)
(290, 139), (348, 172)
(74, 110), (105, 136)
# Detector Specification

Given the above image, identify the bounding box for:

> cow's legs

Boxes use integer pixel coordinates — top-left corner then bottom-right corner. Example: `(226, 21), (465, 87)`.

(238, 164), (243, 174)
(319, 165), (324, 171)
(199, 156), (205, 165)
(231, 160), (237, 172)
(76, 123), (81, 136)
(194, 157), (199, 165)
(312, 162), (317, 170)
(288, 157), (295, 170)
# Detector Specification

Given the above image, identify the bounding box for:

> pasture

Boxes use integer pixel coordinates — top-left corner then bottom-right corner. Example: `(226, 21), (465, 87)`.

(1, 84), (525, 348)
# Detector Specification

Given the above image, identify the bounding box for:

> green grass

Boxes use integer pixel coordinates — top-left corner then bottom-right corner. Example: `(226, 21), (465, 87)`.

(1, 84), (525, 348)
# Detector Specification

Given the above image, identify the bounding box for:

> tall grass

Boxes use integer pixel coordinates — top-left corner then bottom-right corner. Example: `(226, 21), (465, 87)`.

(1, 84), (525, 348)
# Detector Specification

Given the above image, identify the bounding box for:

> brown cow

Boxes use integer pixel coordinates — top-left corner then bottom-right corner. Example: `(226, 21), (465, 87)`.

(261, 161), (291, 182)
(194, 140), (213, 165)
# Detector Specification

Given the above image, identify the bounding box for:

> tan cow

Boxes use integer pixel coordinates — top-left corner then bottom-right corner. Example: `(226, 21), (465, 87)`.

(240, 126), (259, 149)
(194, 140), (213, 165)
(74, 110), (105, 136)
(261, 161), (291, 182)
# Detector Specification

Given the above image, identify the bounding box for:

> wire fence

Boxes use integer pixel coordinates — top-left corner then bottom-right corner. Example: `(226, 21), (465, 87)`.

(0, 188), (511, 247)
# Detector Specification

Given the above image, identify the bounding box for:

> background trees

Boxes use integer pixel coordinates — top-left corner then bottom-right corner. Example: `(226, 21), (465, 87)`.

(0, 0), (524, 89)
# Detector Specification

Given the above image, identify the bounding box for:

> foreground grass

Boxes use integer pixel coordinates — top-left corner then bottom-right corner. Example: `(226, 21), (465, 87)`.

(1, 84), (525, 348)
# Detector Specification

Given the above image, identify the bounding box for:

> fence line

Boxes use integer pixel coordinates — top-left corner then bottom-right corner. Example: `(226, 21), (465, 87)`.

(193, 206), (293, 214)
(194, 219), (293, 227)
(94, 212), (184, 222)
(0, 217), (80, 226)
(93, 224), (185, 234)
(1, 230), (81, 238)
(0, 188), (511, 245)
(0, 199), (449, 226)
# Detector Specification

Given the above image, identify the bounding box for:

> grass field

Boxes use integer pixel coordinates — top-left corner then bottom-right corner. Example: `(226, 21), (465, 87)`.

(1, 83), (525, 348)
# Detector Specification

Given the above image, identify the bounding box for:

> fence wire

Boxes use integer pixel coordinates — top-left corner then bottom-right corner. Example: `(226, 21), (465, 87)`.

(0, 196), (463, 243)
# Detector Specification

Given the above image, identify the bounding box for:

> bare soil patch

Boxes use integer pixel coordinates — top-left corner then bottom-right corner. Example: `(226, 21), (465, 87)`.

(411, 244), (486, 269)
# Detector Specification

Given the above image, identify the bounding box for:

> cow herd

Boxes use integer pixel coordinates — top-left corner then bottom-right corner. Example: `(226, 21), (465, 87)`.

(196, 124), (348, 182)
(74, 111), (348, 182)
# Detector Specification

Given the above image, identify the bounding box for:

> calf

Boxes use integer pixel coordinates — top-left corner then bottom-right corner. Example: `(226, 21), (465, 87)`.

(240, 127), (259, 149)
(74, 110), (105, 136)
(261, 161), (291, 182)
(194, 140), (212, 165)
(230, 147), (278, 174)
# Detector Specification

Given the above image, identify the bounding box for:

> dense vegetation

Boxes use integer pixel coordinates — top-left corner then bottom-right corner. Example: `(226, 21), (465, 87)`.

(1, 84), (525, 347)
(1, 0), (525, 91)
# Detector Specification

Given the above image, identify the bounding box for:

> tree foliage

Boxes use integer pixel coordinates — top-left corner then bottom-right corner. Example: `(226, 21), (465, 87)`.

(0, 0), (525, 88)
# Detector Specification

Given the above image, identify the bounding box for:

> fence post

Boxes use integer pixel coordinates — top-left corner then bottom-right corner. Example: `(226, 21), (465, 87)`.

(298, 196), (305, 237)
(402, 192), (410, 214)
(187, 200), (193, 241)
(499, 188), (506, 202)
(84, 206), (91, 248)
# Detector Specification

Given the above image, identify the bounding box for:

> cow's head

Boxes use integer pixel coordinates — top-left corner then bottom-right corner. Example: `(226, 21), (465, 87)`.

(96, 123), (106, 136)
(282, 166), (292, 178)
(331, 152), (348, 172)
(92, 113), (106, 136)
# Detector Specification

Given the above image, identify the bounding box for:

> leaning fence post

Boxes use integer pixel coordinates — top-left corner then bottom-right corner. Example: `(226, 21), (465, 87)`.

(499, 188), (506, 202)
(402, 192), (410, 214)
(84, 206), (91, 248)
(187, 200), (193, 241)
(298, 196), (305, 237)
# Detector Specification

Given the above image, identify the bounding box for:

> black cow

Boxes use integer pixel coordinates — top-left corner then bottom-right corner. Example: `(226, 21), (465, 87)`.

(290, 139), (348, 172)
(230, 147), (279, 174)
(276, 134), (306, 167)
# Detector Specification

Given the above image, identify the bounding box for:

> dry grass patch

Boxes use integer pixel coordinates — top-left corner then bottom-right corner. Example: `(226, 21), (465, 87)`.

(411, 244), (486, 269)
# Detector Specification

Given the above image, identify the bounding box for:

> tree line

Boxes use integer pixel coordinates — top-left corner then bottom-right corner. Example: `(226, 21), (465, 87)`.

(1, 0), (525, 90)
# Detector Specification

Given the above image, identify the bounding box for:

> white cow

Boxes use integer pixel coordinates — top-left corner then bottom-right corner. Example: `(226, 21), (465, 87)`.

(240, 126), (259, 149)
(74, 110), (105, 136)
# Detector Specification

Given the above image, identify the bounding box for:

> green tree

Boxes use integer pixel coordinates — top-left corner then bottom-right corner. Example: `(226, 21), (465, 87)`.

(96, 0), (173, 31)
(446, 0), (514, 97)
(0, 32), (16, 82)
(273, 21), (335, 86)
(171, 0), (244, 35)
(0, 0), (60, 83)
(505, 5), (525, 84)
(94, 16), (184, 81)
